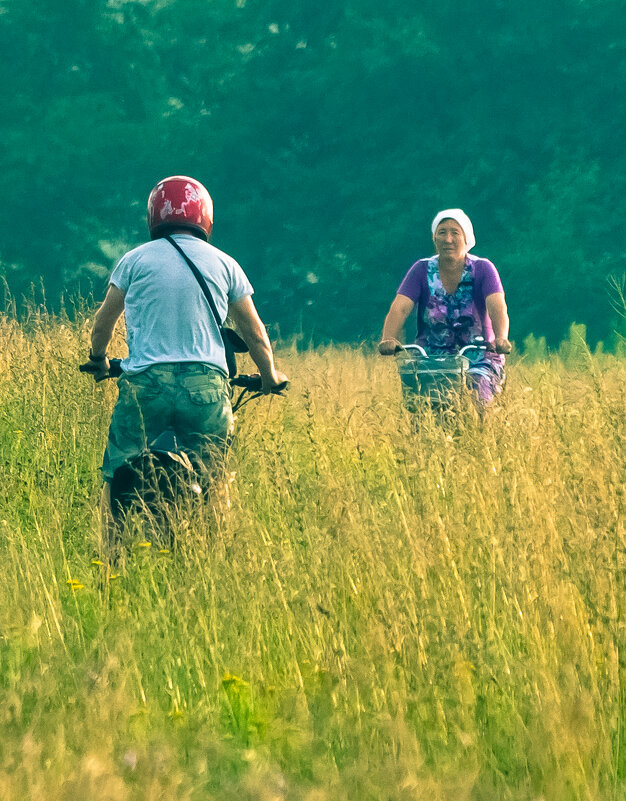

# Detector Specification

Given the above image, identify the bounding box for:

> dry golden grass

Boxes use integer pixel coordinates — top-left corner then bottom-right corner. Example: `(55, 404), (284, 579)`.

(0, 311), (624, 800)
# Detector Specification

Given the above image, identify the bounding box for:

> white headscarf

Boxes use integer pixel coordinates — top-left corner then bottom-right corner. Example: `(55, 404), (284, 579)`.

(431, 209), (476, 253)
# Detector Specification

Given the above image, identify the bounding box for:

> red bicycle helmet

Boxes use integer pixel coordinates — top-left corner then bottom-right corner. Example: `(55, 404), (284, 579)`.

(147, 176), (213, 240)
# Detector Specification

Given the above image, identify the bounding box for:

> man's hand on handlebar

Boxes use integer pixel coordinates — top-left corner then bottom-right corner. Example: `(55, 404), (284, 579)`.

(378, 339), (401, 356)
(79, 355), (111, 382)
(262, 370), (289, 395)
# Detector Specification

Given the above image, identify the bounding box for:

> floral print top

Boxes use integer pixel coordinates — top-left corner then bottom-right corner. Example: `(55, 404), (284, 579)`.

(396, 254), (505, 362)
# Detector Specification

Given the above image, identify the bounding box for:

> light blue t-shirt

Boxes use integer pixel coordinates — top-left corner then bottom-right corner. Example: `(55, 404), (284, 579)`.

(110, 234), (253, 375)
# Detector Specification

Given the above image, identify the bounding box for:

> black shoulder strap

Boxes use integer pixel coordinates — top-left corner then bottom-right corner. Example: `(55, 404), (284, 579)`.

(164, 235), (223, 327)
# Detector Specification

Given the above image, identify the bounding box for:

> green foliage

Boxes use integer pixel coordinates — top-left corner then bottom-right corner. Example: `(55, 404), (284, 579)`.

(1, 0), (625, 344)
(558, 321), (589, 365)
(522, 332), (548, 361)
(609, 274), (626, 349)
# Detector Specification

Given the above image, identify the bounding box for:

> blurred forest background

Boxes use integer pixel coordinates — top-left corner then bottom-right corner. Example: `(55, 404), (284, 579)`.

(0, 0), (624, 347)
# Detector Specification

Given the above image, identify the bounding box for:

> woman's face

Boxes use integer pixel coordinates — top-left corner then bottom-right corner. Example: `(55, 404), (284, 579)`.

(434, 219), (466, 260)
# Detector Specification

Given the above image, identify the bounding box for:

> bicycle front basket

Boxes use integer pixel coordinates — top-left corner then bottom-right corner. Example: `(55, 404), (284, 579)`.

(398, 353), (465, 406)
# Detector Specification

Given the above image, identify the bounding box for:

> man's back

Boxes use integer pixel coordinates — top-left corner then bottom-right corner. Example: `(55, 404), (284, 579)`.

(110, 234), (253, 375)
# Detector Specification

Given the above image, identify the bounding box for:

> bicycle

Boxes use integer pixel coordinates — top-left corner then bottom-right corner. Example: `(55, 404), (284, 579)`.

(394, 338), (492, 411)
(80, 358), (288, 529)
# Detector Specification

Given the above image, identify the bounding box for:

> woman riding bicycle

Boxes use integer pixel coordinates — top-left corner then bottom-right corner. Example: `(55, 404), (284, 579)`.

(378, 208), (511, 406)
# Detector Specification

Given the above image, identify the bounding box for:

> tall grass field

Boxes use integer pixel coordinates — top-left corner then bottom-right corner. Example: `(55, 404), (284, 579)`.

(0, 309), (624, 800)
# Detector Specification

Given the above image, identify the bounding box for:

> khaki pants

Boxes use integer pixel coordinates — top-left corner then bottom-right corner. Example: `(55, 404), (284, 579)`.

(101, 363), (233, 482)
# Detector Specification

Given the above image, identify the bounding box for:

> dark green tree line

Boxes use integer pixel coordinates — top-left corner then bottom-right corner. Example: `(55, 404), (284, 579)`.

(1, 0), (624, 345)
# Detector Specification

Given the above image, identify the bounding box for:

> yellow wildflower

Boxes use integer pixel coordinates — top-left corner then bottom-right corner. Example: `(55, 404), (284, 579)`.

(221, 673), (248, 688)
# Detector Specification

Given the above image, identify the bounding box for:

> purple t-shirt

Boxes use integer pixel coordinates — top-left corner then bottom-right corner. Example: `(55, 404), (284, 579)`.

(397, 254), (503, 346)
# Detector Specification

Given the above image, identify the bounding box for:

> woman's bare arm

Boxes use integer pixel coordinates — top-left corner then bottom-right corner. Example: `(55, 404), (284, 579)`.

(379, 294), (415, 355)
(485, 292), (511, 353)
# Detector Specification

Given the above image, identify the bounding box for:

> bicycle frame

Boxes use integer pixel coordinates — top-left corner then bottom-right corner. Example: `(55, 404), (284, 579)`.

(80, 358), (287, 524)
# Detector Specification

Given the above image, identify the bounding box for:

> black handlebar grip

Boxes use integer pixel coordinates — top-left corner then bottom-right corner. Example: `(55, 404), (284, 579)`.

(230, 374), (261, 390)
(230, 374), (289, 393)
(108, 359), (123, 377)
(231, 374), (262, 390)
(79, 358), (123, 379)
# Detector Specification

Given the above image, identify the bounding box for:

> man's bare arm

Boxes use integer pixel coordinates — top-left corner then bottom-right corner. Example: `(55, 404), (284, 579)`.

(84, 285), (125, 380)
(91, 284), (125, 357)
(228, 295), (287, 393)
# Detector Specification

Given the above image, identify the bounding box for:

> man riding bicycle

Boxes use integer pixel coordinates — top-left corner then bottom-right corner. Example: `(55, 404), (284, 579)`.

(85, 175), (287, 523)
(379, 208), (511, 406)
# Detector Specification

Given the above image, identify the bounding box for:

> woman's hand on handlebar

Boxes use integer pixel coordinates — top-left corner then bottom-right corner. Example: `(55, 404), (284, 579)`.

(494, 337), (512, 354)
(378, 339), (401, 356)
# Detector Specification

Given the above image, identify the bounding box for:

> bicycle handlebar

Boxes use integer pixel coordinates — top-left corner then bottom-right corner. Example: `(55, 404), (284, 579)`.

(459, 342), (491, 356)
(395, 344), (428, 357)
(230, 374), (289, 393)
(78, 358), (123, 380)
(394, 340), (493, 357)
(79, 359), (288, 394)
